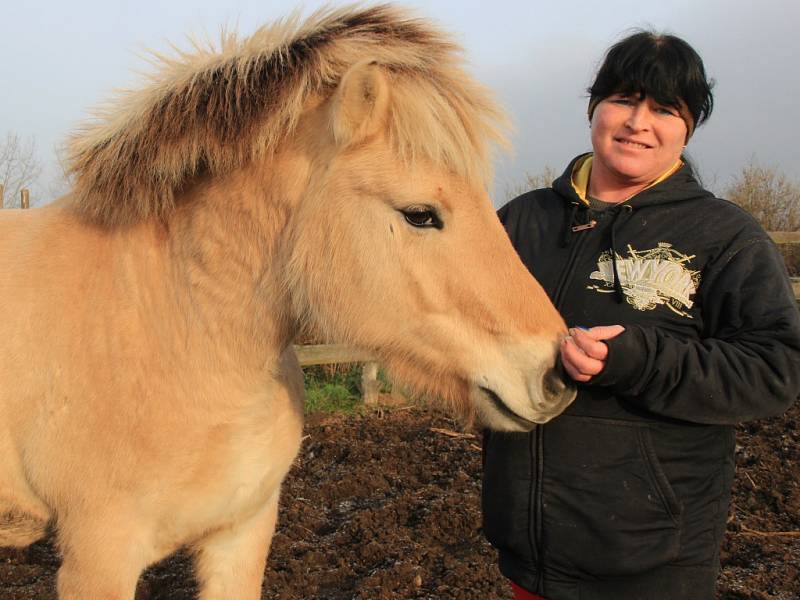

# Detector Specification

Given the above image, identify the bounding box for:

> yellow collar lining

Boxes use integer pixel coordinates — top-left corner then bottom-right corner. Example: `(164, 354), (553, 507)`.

(570, 154), (683, 205)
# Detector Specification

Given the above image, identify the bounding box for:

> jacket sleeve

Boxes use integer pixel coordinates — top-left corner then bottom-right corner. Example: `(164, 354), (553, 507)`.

(591, 237), (800, 425)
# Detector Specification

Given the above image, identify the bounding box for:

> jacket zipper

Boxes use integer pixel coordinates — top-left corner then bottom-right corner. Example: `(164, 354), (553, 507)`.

(553, 216), (596, 310)
(532, 210), (603, 592)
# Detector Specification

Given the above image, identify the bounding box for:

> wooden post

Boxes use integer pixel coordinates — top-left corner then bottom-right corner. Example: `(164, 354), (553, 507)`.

(361, 361), (380, 406)
(20, 188), (30, 209)
(0, 183), (5, 208)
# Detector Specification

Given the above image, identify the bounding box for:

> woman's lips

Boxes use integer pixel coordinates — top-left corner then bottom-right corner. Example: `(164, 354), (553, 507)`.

(615, 137), (652, 149)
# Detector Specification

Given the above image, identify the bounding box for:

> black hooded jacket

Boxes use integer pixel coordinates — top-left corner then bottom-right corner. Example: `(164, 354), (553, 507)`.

(482, 154), (800, 599)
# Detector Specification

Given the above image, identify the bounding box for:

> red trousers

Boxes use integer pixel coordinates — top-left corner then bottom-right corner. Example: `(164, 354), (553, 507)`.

(511, 581), (547, 600)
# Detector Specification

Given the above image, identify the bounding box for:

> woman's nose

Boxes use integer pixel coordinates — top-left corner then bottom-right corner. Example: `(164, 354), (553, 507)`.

(625, 103), (650, 131)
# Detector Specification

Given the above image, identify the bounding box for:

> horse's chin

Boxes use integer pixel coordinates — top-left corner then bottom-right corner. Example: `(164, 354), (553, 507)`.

(476, 386), (538, 431)
(472, 384), (575, 432)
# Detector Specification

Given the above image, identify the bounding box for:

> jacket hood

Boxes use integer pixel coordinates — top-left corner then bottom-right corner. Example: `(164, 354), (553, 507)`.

(551, 153), (716, 209)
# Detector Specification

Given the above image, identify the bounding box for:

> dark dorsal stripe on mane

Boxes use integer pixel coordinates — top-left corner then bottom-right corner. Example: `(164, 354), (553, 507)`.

(67, 4), (508, 226)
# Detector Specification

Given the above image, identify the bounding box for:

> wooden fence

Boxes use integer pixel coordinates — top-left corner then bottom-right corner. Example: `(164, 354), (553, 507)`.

(771, 232), (800, 299)
(0, 186), (30, 209)
(294, 344), (381, 405)
(2, 188), (798, 403)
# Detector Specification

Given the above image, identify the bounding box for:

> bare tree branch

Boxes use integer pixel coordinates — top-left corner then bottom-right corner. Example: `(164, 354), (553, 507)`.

(0, 132), (42, 208)
(726, 162), (800, 232)
(505, 165), (559, 202)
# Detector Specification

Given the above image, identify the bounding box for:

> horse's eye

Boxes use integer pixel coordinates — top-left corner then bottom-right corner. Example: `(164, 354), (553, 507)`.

(401, 206), (443, 230)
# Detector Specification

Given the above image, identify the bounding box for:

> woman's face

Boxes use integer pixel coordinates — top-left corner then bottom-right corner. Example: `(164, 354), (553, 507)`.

(590, 93), (688, 190)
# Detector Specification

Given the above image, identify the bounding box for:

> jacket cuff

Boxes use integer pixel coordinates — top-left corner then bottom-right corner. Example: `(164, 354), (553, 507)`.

(590, 325), (646, 390)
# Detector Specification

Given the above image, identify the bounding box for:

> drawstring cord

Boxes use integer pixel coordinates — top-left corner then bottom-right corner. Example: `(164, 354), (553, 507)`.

(561, 199), (630, 304)
(561, 202), (580, 247)
(609, 205), (634, 303)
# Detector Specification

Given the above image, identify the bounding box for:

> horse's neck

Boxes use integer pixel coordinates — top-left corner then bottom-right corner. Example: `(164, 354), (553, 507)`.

(164, 165), (300, 371)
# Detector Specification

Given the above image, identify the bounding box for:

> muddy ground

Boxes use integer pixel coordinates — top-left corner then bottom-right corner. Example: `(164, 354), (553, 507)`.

(1, 402), (798, 599)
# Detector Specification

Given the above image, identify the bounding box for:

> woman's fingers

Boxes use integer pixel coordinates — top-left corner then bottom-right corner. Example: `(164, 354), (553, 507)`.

(570, 328), (609, 361)
(585, 325), (625, 341)
(561, 336), (605, 382)
(560, 325), (625, 382)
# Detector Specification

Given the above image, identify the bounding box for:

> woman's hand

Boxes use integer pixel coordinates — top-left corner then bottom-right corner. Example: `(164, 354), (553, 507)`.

(561, 325), (625, 383)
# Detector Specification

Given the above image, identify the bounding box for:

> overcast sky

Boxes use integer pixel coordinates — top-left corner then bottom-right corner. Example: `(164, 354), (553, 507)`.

(2, 0), (798, 205)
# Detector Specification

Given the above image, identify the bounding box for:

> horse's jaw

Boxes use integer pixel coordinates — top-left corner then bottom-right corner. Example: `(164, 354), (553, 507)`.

(468, 340), (577, 432)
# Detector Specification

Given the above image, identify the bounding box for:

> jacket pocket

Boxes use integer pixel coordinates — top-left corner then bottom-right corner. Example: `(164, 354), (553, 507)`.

(541, 416), (683, 578)
(482, 429), (538, 567)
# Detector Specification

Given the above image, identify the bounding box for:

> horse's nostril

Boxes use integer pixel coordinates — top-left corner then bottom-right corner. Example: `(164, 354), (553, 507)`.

(543, 357), (573, 400)
(543, 367), (566, 398)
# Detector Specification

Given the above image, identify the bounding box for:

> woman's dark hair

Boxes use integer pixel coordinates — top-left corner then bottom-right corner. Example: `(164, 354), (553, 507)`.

(587, 30), (714, 136)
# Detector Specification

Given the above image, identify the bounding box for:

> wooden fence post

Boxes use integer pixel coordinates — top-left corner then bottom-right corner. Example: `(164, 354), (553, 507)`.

(769, 233), (800, 302)
(20, 188), (30, 209)
(0, 183), (5, 208)
(361, 361), (380, 406)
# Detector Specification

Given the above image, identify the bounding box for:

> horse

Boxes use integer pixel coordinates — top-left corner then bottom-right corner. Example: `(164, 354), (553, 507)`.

(0, 5), (574, 598)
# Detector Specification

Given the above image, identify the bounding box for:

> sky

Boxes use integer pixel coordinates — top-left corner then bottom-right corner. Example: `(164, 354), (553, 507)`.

(2, 0), (798, 205)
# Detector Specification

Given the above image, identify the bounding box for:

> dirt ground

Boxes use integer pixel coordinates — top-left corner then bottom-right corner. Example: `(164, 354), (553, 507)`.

(1, 402), (798, 599)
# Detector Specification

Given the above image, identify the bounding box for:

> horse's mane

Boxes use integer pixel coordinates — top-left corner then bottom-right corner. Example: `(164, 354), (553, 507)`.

(66, 4), (509, 226)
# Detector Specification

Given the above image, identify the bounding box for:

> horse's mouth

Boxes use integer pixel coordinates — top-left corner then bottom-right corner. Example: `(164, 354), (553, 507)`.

(479, 386), (538, 430)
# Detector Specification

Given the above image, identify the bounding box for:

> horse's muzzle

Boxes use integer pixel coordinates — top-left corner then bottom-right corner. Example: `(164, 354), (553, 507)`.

(541, 355), (577, 411)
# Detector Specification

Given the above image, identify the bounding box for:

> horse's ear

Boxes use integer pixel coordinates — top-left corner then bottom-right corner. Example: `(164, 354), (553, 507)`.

(331, 61), (390, 147)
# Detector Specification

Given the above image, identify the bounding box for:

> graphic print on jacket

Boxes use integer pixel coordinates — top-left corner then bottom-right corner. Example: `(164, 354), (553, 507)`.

(587, 242), (701, 317)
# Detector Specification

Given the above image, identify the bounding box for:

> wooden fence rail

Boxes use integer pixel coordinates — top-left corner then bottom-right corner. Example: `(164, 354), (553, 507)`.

(768, 231), (800, 244)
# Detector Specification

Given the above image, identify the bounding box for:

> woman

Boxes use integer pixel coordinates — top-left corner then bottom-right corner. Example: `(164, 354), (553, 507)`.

(482, 31), (800, 600)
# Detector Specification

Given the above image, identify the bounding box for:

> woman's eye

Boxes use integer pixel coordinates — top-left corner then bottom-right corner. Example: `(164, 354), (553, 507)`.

(401, 207), (443, 229)
(655, 106), (677, 116)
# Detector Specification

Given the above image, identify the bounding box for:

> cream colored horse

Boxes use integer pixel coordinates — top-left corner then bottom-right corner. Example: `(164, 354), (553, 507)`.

(0, 6), (573, 599)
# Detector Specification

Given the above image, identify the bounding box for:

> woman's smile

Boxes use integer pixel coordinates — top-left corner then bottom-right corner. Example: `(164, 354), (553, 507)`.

(614, 137), (652, 150)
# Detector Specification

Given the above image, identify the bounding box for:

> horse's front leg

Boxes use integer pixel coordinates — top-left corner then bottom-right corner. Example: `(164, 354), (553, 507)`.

(56, 511), (152, 600)
(193, 490), (280, 600)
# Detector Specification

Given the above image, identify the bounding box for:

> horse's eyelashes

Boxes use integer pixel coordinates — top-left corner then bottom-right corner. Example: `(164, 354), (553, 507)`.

(401, 207), (443, 230)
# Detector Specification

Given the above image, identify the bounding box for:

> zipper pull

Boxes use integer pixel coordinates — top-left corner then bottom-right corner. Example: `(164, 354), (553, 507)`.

(571, 219), (597, 232)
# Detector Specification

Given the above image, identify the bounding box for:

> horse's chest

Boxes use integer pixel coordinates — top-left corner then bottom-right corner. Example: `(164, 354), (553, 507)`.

(160, 400), (304, 547)
(216, 413), (302, 511)
(222, 426), (300, 507)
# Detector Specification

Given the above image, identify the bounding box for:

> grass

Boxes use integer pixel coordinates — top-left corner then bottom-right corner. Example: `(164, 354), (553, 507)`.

(302, 364), (364, 414)
(302, 363), (396, 414)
